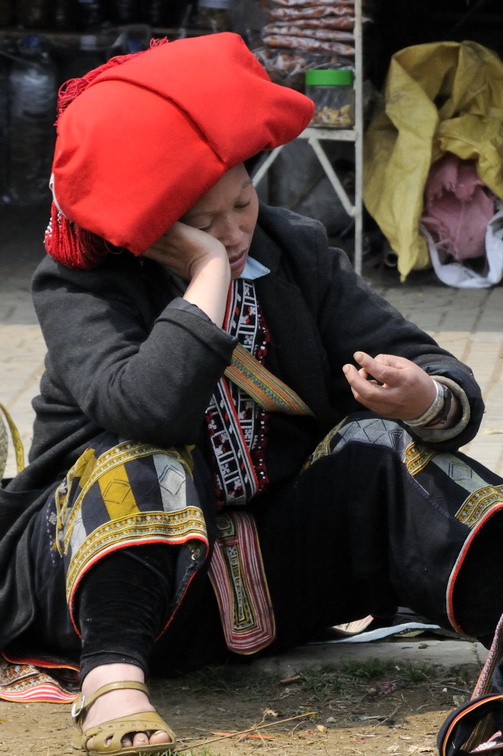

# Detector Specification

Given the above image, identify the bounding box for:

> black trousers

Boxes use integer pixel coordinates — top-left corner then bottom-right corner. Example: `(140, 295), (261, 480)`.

(22, 415), (503, 681)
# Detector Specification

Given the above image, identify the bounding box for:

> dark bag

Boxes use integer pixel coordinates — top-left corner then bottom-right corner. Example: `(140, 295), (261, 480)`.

(438, 614), (503, 755)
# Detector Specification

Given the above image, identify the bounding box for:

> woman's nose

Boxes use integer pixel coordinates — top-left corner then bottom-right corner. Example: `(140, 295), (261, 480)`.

(218, 216), (243, 248)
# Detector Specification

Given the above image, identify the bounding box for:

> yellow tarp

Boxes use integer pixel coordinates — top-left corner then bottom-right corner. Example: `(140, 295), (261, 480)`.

(363, 40), (503, 280)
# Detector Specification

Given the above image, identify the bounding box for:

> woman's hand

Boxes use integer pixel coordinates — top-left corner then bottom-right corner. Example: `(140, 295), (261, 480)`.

(342, 351), (438, 422)
(143, 221), (229, 282)
(143, 222), (231, 327)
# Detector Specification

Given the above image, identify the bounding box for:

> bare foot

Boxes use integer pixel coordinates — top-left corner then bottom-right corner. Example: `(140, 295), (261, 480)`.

(80, 663), (174, 750)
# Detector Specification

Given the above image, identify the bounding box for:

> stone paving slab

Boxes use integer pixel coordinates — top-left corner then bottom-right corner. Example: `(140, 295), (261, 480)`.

(256, 638), (488, 677)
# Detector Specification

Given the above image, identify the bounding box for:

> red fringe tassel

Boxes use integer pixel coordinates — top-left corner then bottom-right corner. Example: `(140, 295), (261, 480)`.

(44, 202), (88, 269)
(47, 38), (169, 269)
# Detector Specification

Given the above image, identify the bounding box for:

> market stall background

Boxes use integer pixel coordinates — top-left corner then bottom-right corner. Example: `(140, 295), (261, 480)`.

(0, 0), (502, 276)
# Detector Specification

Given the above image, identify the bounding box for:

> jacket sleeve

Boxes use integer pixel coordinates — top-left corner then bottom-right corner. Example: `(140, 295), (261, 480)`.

(31, 254), (236, 447)
(317, 243), (484, 450)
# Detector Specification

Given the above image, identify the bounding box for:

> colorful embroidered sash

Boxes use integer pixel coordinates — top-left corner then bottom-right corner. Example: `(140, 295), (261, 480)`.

(206, 278), (311, 654)
(209, 511), (276, 654)
(225, 342), (313, 417)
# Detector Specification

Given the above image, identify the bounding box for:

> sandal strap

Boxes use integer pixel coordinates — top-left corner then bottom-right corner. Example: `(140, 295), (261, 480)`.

(71, 681), (150, 721)
(74, 710), (176, 754)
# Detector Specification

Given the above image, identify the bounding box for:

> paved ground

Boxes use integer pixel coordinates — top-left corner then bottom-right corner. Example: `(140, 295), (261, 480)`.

(0, 205), (48, 478)
(1, 203), (502, 671)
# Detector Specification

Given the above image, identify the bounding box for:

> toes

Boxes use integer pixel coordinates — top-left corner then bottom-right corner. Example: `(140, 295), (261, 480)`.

(150, 730), (173, 745)
(121, 730), (172, 748)
(131, 732), (149, 747)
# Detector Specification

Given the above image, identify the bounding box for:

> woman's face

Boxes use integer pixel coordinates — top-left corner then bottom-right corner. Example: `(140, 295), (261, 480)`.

(180, 163), (259, 279)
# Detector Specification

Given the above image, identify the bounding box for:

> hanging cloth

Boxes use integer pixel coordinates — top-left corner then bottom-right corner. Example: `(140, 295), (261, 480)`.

(364, 40), (503, 280)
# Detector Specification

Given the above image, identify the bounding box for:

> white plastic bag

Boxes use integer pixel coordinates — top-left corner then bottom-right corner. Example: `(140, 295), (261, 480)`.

(422, 203), (503, 288)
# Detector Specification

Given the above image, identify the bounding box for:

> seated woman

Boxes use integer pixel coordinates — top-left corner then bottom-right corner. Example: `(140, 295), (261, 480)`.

(1, 31), (503, 756)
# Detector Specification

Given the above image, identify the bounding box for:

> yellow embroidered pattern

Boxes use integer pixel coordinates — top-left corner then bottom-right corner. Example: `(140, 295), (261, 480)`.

(66, 507), (207, 601)
(403, 443), (437, 475)
(51, 439), (206, 602)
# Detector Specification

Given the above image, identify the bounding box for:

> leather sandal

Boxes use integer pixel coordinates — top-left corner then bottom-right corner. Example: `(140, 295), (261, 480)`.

(71, 680), (176, 755)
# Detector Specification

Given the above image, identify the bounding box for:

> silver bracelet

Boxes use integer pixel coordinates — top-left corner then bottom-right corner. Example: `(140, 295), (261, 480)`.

(406, 380), (445, 427)
(424, 384), (452, 427)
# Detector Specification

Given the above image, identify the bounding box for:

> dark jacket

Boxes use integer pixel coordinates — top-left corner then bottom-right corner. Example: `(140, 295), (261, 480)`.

(0, 203), (484, 647)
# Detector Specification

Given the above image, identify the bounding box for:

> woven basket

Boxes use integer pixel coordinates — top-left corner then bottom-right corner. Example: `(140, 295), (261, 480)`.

(0, 404), (25, 481)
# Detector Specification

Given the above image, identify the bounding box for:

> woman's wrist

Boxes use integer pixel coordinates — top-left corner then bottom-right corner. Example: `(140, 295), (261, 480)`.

(183, 253), (231, 327)
(406, 380), (458, 429)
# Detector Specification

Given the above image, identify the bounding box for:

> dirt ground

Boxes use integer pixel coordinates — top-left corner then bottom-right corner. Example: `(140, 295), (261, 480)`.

(0, 648), (478, 756)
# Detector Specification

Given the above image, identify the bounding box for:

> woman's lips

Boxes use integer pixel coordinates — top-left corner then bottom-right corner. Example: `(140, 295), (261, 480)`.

(229, 249), (248, 272)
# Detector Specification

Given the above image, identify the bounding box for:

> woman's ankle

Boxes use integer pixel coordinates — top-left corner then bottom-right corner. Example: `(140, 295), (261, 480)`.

(81, 662), (145, 697)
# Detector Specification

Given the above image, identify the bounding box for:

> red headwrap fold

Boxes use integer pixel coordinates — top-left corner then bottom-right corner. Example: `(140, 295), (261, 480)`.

(45, 33), (314, 269)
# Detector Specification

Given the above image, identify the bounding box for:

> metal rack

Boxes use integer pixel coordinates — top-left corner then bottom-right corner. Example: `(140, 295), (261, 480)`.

(251, 0), (364, 274)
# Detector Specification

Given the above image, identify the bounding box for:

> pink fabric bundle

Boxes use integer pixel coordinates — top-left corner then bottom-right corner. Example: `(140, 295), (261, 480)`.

(420, 152), (495, 263)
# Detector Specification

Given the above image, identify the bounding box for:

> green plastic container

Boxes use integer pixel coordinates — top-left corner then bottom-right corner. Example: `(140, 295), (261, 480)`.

(305, 69), (355, 128)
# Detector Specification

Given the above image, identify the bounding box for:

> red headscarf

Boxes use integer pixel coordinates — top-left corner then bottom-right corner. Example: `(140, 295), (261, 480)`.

(45, 33), (314, 269)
